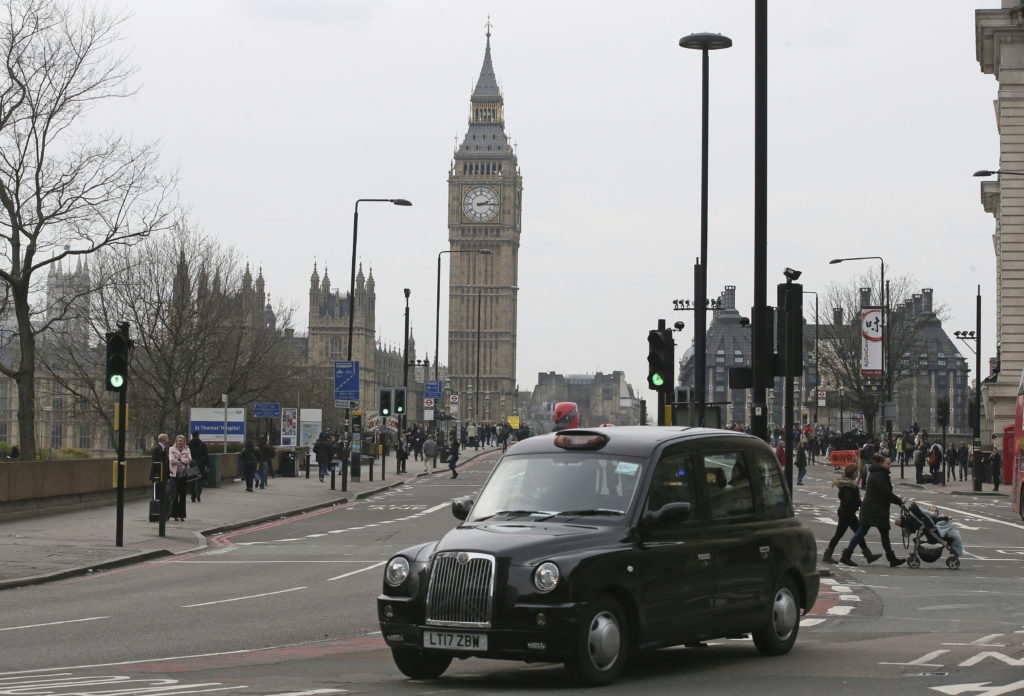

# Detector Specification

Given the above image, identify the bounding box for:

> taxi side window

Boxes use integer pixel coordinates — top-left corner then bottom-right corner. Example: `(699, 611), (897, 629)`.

(705, 451), (756, 520)
(647, 450), (698, 514)
(752, 449), (791, 519)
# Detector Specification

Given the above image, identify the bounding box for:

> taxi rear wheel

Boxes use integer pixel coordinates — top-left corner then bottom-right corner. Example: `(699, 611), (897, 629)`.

(391, 648), (453, 680)
(752, 576), (800, 656)
(565, 594), (629, 686)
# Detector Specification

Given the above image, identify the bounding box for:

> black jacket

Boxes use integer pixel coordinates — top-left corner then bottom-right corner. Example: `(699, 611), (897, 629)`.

(149, 442), (169, 481)
(833, 477), (862, 518)
(859, 462), (901, 529)
(188, 436), (210, 469)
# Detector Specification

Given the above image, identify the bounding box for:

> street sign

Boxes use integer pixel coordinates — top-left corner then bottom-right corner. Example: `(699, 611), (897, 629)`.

(335, 361), (359, 402)
(450, 394), (459, 403)
(425, 380), (442, 399)
(425, 409), (434, 421)
(817, 390), (826, 407)
(253, 402), (280, 418)
(424, 398), (434, 407)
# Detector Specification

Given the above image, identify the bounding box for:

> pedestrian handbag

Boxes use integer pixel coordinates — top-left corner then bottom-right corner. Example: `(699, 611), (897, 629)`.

(185, 465), (203, 482)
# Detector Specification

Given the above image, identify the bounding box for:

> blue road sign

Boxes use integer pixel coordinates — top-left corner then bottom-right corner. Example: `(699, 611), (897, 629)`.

(335, 361), (359, 401)
(253, 402), (281, 418)
(425, 380), (443, 399)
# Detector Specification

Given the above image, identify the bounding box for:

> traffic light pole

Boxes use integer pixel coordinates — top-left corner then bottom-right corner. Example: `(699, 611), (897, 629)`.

(115, 387), (126, 547)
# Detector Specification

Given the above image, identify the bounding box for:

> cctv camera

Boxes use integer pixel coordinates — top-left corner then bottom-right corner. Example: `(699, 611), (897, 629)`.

(673, 321), (685, 331)
(783, 267), (802, 281)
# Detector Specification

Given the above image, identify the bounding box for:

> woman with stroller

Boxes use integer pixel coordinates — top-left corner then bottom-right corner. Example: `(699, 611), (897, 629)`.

(823, 463), (882, 565)
(840, 454), (907, 568)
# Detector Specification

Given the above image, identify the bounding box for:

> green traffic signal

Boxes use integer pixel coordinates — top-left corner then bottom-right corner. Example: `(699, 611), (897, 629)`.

(109, 374), (124, 389)
(651, 373), (664, 387)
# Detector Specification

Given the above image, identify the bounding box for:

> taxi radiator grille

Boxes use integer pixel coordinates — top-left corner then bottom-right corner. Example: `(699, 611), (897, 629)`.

(425, 552), (495, 627)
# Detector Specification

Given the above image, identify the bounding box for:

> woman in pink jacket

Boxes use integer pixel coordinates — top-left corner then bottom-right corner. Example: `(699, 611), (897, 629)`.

(168, 434), (193, 521)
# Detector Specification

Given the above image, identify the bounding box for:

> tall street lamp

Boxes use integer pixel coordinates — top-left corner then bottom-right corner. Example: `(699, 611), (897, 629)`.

(475, 286), (482, 421)
(680, 31), (731, 428)
(974, 169), (1024, 177)
(348, 198), (412, 362)
(954, 285), (982, 490)
(803, 290), (819, 426)
(402, 288), (411, 427)
(838, 386), (845, 434)
(434, 248), (492, 381)
(830, 255), (886, 431)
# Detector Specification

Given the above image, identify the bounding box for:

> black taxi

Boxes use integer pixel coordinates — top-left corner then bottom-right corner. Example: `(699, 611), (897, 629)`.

(377, 427), (819, 686)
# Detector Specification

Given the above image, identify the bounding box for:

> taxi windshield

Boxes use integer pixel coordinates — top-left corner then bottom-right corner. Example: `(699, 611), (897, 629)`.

(469, 453), (643, 522)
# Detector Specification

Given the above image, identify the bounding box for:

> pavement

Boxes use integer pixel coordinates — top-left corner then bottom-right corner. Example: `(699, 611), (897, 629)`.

(0, 449), (1004, 592)
(0, 447), (501, 591)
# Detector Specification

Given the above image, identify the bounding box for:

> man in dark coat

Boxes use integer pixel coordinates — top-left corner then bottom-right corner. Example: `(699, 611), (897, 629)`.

(188, 431), (210, 502)
(313, 433), (332, 482)
(991, 447), (1002, 492)
(840, 454), (907, 568)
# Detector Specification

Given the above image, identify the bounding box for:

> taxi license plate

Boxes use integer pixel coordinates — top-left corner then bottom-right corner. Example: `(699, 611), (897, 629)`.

(422, 630), (487, 651)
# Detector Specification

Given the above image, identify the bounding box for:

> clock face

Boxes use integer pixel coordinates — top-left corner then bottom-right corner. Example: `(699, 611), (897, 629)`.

(463, 186), (499, 222)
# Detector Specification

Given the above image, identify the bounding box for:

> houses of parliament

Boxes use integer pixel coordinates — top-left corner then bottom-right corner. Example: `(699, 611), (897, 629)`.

(0, 29), (524, 451)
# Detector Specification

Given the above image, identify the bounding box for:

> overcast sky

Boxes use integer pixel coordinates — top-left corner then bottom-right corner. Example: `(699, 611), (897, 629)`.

(90, 0), (999, 399)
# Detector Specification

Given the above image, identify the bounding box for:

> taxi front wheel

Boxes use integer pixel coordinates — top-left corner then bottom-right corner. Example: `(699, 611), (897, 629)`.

(565, 593), (629, 686)
(752, 576), (800, 656)
(391, 648), (452, 680)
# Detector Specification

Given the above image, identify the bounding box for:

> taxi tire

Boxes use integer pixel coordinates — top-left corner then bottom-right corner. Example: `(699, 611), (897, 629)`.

(752, 576), (800, 657)
(565, 594), (629, 686)
(391, 647), (453, 680)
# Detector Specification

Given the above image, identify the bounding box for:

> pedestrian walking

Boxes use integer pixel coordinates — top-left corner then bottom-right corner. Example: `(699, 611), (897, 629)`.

(168, 434), (192, 521)
(840, 454), (907, 568)
(240, 440), (259, 492)
(313, 433), (332, 482)
(913, 444), (926, 484)
(957, 442), (969, 482)
(822, 463), (882, 565)
(795, 442), (808, 485)
(423, 434), (437, 472)
(991, 447), (1002, 492)
(448, 438), (460, 479)
(188, 430), (209, 503)
(257, 437), (274, 489)
(396, 436), (408, 474)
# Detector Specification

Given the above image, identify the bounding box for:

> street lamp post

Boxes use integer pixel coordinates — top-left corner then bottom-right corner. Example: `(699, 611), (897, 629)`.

(954, 285), (983, 491)
(830, 255), (886, 434)
(680, 31), (731, 428)
(839, 386), (845, 434)
(402, 288), (411, 438)
(803, 290), (819, 426)
(349, 198), (411, 439)
(434, 249), (492, 381)
(475, 287), (482, 421)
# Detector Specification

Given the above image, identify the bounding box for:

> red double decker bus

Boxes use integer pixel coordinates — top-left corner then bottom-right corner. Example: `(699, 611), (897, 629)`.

(553, 402), (579, 430)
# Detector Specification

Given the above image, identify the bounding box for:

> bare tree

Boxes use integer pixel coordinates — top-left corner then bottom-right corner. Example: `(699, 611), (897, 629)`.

(42, 223), (300, 451)
(0, 0), (176, 459)
(818, 270), (942, 433)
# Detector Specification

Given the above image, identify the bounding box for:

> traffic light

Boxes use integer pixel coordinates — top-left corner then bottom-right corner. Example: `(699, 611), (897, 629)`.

(646, 328), (674, 391)
(394, 387), (406, 415)
(379, 387), (393, 416)
(937, 397), (950, 427)
(105, 327), (130, 392)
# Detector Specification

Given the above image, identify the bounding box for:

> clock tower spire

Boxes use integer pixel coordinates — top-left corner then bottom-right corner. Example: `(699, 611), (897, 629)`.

(446, 23), (523, 424)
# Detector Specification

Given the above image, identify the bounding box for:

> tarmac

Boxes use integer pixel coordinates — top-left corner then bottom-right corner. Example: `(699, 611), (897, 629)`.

(0, 450), (1005, 591)
(0, 448), (500, 591)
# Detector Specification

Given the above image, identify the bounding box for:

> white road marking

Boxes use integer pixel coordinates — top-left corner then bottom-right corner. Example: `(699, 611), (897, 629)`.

(182, 586), (307, 608)
(827, 606), (854, 616)
(267, 691), (347, 695)
(801, 618), (827, 627)
(0, 616), (108, 632)
(931, 680), (1024, 695)
(881, 649), (949, 667)
(327, 560), (386, 582)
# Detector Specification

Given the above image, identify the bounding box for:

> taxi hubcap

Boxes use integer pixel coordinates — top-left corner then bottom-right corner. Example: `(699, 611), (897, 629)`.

(771, 588), (798, 640)
(587, 610), (621, 670)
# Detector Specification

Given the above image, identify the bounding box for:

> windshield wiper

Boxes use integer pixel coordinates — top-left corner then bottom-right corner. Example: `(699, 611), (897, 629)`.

(477, 509), (551, 520)
(538, 509), (624, 520)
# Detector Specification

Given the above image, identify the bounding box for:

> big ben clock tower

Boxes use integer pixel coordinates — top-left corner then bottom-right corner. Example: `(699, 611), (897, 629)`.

(447, 23), (522, 423)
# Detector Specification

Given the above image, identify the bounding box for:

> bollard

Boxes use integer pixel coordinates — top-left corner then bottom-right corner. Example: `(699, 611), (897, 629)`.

(330, 459), (336, 490)
(341, 459), (348, 492)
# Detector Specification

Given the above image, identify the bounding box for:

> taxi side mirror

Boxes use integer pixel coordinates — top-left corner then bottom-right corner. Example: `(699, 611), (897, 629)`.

(452, 496), (474, 520)
(641, 502), (692, 527)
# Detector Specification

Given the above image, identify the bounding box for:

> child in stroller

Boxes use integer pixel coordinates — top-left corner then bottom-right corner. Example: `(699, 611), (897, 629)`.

(897, 501), (963, 569)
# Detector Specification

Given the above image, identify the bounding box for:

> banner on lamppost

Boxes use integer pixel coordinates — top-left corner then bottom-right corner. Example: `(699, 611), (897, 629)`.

(860, 306), (883, 378)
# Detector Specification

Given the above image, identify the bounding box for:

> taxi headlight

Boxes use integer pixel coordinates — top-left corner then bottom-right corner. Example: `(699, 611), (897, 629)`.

(385, 556), (410, 587)
(533, 562), (559, 593)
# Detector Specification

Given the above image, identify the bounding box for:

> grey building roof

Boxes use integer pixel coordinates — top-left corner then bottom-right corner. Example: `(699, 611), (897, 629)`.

(455, 30), (513, 162)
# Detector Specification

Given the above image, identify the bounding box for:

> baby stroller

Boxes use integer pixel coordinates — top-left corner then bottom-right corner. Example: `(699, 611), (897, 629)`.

(898, 502), (960, 570)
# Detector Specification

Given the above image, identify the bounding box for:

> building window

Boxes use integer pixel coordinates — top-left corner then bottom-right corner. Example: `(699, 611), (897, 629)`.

(918, 353), (928, 367)
(51, 422), (63, 450)
(734, 350), (744, 364)
(716, 350), (725, 364)
(79, 424), (90, 450)
(937, 353), (946, 367)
